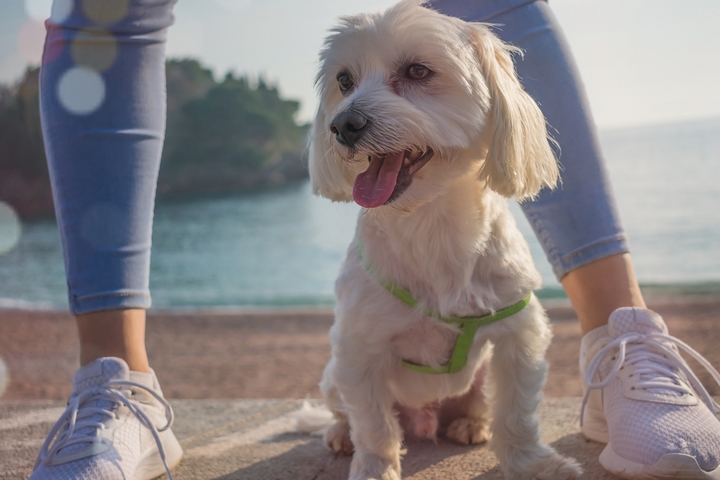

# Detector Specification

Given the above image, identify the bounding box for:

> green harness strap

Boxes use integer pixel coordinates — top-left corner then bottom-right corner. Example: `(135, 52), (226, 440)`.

(357, 244), (532, 375)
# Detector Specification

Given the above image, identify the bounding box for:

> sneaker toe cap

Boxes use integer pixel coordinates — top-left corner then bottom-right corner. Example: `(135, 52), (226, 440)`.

(608, 402), (720, 472)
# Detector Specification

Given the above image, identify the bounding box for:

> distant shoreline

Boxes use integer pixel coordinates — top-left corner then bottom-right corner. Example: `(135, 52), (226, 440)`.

(2, 288), (720, 314)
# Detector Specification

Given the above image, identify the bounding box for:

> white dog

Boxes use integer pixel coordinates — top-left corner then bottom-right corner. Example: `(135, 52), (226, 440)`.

(306, 1), (582, 479)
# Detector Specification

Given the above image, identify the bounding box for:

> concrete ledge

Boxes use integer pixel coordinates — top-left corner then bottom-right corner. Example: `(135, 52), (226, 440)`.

(1, 398), (621, 479)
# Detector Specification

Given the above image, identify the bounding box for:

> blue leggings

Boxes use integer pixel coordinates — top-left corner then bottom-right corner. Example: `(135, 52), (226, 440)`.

(41, 0), (628, 315)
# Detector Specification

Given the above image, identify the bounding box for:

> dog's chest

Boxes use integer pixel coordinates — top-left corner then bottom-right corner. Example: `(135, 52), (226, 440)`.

(389, 317), (458, 367)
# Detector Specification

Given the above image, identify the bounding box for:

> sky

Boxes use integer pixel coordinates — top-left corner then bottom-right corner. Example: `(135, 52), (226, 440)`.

(2, 0), (720, 128)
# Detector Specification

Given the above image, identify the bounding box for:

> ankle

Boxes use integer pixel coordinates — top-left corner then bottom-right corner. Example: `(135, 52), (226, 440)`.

(76, 309), (151, 373)
(561, 253), (646, 334)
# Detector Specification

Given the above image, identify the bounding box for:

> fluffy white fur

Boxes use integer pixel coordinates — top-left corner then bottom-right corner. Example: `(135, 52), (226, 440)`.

(305, 2), (581, 479)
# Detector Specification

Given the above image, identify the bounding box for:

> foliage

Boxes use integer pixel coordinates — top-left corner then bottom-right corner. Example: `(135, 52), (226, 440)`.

(0, 68), (53, 218)
(0, 68), (45, 178)
(165, 58), (216, 117)
(162, 72), (305, 174)
(0, 59), (309, 218)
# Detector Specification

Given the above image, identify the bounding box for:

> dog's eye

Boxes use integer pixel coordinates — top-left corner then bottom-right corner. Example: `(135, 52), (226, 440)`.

(406, 64), (431, 80)
(336, 72), (353, 92)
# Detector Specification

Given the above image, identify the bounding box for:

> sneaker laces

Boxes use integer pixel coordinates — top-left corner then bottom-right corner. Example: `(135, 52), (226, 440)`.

(37, 379), (176, 480)
(580, 331), (720, 426)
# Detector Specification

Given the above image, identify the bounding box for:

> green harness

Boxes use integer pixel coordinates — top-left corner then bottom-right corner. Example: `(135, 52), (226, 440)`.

(358, 244), (532, 375)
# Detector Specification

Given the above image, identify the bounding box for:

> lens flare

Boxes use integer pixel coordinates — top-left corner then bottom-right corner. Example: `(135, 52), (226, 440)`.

(17, 20), (46, 65)
(71, 29), (117, 72)
(82, 0), (129, 25)
(0, 357), (7, 398)
(50, 0), (73, 24)
(57, 67), (106, 115)
(24, 0), (53, 21)
(0, 202), (22, 255)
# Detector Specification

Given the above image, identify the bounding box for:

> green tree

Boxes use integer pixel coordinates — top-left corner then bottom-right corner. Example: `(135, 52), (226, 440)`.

(165, 58), (216, 117)
(0, 59), (309, 217)
(0, 67), (44, 177)
(159, 67), (309, 195)
(0, 67), (53, 218)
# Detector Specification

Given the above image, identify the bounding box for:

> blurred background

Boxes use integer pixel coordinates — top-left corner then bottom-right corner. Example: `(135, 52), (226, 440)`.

(1, 0), (719, 309)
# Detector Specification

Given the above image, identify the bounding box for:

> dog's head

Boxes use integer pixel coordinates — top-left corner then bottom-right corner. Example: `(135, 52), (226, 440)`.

(309, 0), (558, 211)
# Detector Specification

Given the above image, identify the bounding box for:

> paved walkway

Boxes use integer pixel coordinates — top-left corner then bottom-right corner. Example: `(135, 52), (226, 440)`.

(1, 398), (620, 480)
(2, 298), (718, 478)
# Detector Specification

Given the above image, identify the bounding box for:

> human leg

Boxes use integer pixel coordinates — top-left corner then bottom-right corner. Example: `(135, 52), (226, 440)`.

(430, 1), (720, 478)
(32, 0), (180, 478)
(41, 0), (176, 367)
(431, 0), (644, 333)
(77, 309), (149, 372)
(487, 4), (649, 332)
(475, 1), (645, 333)
(561, 253), (645, 334)
(486, 4), (720, 477)
(41, 0), (173, 317)
(41, 0), (177, 364)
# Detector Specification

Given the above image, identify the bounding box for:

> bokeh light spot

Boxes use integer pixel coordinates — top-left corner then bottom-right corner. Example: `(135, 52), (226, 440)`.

(24, 0), (53, 21)
(0, 202), (22, 255)
(0, 357), (8, 398)
(18, 20), (46, 65)
(41, 32), (65, 65)
(82, 0), (129, 25)
(81, 203), (127, 250)
(71, 29), (117, 72)
(50, 0), (74, 24)
(57, 67), (106, 115)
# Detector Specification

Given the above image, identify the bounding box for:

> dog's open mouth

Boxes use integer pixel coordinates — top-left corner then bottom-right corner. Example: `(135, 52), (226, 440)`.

(352, 149), (434, 208)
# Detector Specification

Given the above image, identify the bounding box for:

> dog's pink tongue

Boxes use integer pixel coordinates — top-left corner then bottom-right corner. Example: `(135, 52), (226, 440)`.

(353, 152), (404, 208)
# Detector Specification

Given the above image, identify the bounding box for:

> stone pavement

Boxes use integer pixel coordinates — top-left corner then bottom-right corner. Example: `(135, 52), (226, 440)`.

(1, 397), (621, 480)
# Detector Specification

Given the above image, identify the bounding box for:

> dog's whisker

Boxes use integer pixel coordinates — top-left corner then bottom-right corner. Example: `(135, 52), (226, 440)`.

(318, 147), (334, 164)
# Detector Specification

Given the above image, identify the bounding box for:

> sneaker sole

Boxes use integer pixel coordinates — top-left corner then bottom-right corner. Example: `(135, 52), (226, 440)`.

(599, 448), (720, 480)
(134, 429), (184, 480)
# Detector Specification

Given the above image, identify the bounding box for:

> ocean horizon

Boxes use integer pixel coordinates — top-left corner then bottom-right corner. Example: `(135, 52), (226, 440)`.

(1, 117), (719, 310)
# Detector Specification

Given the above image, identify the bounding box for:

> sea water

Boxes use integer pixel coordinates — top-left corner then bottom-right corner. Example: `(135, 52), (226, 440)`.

(1, 118), (719, 309)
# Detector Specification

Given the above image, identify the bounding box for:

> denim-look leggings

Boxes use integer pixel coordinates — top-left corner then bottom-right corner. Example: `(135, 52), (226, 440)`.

(41, 0), (628, 315)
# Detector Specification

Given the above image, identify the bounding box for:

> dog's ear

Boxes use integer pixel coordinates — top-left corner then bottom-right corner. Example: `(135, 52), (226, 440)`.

(308, 105), (356, 202)
(469, 25), (559, 200)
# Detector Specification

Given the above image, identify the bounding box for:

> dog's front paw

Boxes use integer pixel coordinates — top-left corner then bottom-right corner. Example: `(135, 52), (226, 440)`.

(502, 447), (582, 480)
(445, 416), (489, 445)
(349, 450), (401, 480)
(526, 450), (582, 480)
(324, 420), (354, 455)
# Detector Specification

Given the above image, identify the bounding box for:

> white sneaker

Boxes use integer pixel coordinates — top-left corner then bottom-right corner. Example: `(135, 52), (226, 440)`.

(29, 357), (183, 480)
(580, 307), (720, 479)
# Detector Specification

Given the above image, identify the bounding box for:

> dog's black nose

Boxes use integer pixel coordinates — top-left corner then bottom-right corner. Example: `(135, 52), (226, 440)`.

(330, 110), (368, 147)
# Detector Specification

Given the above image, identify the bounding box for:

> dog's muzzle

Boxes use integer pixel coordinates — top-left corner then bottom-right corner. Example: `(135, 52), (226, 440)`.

(330, 110), (368, 147)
